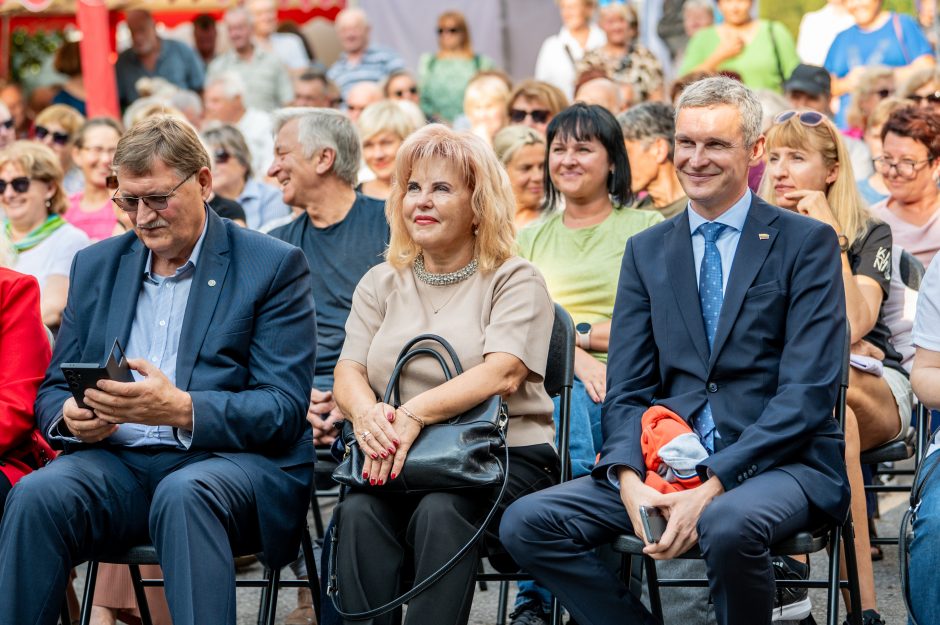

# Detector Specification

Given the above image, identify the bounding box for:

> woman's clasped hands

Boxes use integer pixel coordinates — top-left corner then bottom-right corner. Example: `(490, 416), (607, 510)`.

(352, 401), (423, 485)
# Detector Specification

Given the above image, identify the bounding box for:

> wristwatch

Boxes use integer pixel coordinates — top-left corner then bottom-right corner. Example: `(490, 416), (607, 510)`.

(837, 234), (850, 252)
(576, 322), (592, 350)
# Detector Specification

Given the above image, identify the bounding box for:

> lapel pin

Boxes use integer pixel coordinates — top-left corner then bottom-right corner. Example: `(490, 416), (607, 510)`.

(758, 233), (770, 240)
(208, 279), (217, 287)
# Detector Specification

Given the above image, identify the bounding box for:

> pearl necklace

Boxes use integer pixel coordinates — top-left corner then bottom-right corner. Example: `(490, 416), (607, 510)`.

(412, 253), (478, 287)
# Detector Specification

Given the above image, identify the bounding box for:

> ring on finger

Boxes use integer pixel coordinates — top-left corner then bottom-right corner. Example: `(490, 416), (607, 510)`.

(361, 430), (372, 441)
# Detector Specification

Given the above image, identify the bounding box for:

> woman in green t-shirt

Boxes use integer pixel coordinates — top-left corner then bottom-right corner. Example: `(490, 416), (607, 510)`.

(418, 11), (494, 124)
(679, 0), (799, 92)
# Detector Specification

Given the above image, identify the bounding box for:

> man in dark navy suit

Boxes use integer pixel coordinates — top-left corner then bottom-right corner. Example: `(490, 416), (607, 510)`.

(0, 116), (316, 625)
(500, 76), (850, 625)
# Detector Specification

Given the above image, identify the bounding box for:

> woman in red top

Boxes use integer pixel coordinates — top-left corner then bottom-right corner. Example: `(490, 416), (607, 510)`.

(0, 264), (53, 518)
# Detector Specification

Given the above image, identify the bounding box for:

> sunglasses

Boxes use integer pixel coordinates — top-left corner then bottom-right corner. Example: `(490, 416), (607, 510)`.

(393, 86), (418, 98)
(773, 110), (826, 127)
(908, 92), (940, 105)
(0, 176), (30, 194)
(35, 126), (70, 146)
(438, 27), (461, 35)
(111, 171), (195, 212)
(510, 108), (551, 124)
(214, 149), (232, 165)
(0, 118), (13, 131)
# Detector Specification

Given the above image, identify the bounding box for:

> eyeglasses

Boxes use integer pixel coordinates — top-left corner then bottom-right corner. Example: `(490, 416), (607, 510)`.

(0, 176), (31, 194)
(510, 108), (551, 124)
(111, 171), (195, 212)
(214, 149), (231, 165)
(773, 110), (826, 127)
(0, 118), (13, 131)
(393, 86), (418, 98)
(35, 126), (71, 146)
(873, 156), (934, 178)
(908, 92), (940, 106)
(438, 27), (461, 35)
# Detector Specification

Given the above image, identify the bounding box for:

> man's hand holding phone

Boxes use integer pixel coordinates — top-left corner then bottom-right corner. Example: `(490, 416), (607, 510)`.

(87, 358), (194, 430)
(62, 396), (119, 443)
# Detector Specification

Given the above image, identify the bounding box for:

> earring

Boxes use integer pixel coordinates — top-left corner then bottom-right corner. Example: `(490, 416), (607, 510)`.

(473, 226), (479, 236)
(45, 199), (52, 209)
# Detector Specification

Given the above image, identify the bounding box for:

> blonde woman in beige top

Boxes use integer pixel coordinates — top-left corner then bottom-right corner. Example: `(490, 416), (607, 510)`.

(332, 124), (559, 625)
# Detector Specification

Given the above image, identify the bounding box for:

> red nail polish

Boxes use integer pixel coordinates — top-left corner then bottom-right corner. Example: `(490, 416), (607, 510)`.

(371, 453), (378, 460)
(388, 447), (396, 454)
(390, 473), (397, 480)
(377, 479), (384, 485)
(381, 451), (388, 459)
(362, 471), (369, 479)
(370, 478), (376, 486)
(393, 439), (400, 446)
(387, 411), (395, 421)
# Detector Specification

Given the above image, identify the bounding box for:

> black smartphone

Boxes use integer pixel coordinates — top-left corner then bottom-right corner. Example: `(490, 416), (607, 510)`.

(60, 339), (134, 409)
(640, 505), (667, 543)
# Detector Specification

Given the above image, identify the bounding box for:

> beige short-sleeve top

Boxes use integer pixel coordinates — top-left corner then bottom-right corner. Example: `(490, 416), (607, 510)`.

(339, 255), (556, 448)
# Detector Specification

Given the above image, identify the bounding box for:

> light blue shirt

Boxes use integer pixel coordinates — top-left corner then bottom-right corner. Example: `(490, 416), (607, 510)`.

(238, 178), (291, 230)
(686, 189), (752, 294)
(105, 212), (209, 448)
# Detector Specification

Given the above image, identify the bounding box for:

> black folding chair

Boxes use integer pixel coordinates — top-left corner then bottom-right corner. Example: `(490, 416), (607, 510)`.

(612, 324), (863, 625)
(75, 523), (320, 625)
(474, 302), (576, 625)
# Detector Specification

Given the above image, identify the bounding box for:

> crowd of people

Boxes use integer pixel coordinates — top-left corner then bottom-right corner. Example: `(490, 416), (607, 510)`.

(1, 1), (940, 625)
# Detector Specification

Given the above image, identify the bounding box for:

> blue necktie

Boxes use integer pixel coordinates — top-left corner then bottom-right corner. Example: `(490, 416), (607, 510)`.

(695, 222), (727, 453)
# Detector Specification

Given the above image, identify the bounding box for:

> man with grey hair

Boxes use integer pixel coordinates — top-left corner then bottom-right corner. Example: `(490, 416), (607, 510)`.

(619, 101), (688, 219)
(0, 115), (316, 625)
(203, 70), (274, 177)
(501, 76), (849, 625)
(574, 77), (625, 115)
(207, 7), (294, 112)
(327, 7), (406, 98)
(268, 107), (389, 452)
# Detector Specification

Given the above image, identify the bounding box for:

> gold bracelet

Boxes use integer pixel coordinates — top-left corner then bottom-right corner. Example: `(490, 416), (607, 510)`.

(398, 405), (425, 429)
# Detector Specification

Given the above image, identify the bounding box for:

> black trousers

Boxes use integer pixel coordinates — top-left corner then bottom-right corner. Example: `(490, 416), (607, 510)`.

(334, 443), (559, 625)
(500, 469), (819, 625)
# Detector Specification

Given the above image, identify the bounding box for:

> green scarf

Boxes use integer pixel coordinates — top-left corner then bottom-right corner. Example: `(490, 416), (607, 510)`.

(5, 214), (67, 253)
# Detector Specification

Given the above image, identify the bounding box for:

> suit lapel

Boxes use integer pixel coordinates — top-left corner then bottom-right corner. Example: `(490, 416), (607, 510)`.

(176, 212), (230, 391)
(664, 215), (710, 367)
(105, 238), (148, 355)
(708, 198), (779, 369)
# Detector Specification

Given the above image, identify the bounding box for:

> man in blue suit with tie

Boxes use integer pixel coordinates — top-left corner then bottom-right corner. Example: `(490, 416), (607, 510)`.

(500, 76), (850, 625)
(0, 115), (317, 625)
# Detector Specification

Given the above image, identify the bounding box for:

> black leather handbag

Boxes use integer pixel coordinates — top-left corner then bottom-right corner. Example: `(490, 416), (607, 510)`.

(332, 334), (508, 492)
(328, 334), (511, 620)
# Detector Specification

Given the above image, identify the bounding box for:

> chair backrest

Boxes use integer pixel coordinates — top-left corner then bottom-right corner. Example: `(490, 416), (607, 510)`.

(543, 303), (575, 398)
(899, 249), (926, 292)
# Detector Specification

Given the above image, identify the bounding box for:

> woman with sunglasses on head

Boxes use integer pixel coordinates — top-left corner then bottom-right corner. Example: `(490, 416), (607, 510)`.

(761, 110), (910, 625)
(201, 123), (288, 230)
(33, 104), (85, 196)
(418, 11), (493, 124)
(869, 106), (940, 268)
(0, 141), (89, 330)
(63, 118), (123, 242)
(577, 2), (664, 104)
(845, 65), (895, 140)
(506, 80), (569, 139)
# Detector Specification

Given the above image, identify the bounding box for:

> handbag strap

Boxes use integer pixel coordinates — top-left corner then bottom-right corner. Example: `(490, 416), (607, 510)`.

(767, 21), (785, 86)
(385, 335), (465, 406)
(327, 439), (510, 620)
(901, 448), (940, 625)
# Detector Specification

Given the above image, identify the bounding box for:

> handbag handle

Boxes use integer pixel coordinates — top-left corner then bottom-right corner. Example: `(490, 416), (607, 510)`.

(384, 335), (465, 407)
(327, 442), (510, 621)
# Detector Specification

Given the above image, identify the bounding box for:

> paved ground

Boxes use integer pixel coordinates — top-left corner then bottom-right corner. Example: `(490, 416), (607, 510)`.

(73, 465), (915, 624)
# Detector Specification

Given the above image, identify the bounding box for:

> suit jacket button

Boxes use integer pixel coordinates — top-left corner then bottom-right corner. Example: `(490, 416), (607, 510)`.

(707, 382), (718, 393)
(750, 464), (757, 472)
(737, 475), (744, 483)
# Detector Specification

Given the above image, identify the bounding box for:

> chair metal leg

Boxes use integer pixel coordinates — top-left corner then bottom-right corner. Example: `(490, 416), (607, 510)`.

(550, 596), (562, 625)
(841, 518), (863, 625)
(127, 565), (154, 625)
(263, 567), (280, 625)
(79, 560), (99, 625)
(257, 566), (271, 625)
(300, 525), (322, 622)
(643, 556), (664, 624)
(495, 581), (509, 625)
(310, 489), (325, 539)
(827, 523), (843, 625)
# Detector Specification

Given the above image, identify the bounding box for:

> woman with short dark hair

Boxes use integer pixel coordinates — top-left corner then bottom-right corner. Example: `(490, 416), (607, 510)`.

(869, 105), (940, 266)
